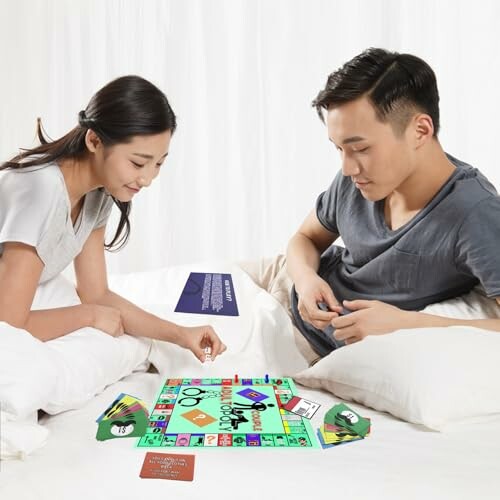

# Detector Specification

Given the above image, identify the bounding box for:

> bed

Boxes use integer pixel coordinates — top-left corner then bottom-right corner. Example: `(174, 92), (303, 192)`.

(1, 263), (500, 499)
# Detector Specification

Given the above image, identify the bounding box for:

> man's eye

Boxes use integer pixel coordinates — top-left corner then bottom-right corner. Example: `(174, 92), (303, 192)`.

(131, 161), (145, 168)
(355, 147), (369, 153)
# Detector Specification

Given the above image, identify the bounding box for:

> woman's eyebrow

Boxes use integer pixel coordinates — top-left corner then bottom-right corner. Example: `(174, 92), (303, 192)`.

(131, 152), (169, 159)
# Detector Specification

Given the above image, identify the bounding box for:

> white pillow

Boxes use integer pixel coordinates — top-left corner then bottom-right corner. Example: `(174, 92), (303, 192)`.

(0, 274), (152, 419)
(0, 411), (48, 460)
(293, 326), (500, 430)
(43, 327), (151, 414)
(108, 262), (309, 378)
(0, 323), (58, 418)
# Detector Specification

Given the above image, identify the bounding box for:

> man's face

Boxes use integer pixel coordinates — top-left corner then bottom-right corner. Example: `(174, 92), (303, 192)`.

(326, 96), (415, 201)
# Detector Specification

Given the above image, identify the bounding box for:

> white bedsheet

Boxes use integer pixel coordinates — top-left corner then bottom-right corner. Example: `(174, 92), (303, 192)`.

(2, 370), (500, 500)
(2, 264), (500, 499)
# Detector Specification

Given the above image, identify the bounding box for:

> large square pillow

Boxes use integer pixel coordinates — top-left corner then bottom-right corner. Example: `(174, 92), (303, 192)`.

(1, 274), (151, 418)
(293, 325), (500, 430)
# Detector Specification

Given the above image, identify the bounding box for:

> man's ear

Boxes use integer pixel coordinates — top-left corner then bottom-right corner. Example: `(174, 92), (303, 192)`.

(85, 129), (102, 153)
(412, 113), (434, 148)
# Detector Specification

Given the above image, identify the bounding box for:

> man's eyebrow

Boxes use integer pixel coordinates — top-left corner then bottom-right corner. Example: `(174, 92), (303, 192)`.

(131, 152), (169, 160)
(329, 136), (367, 145)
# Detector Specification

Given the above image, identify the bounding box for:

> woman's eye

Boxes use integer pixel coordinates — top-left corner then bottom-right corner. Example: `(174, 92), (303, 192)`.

(355, 147), (369, 153)
(131, 161), (145, 168)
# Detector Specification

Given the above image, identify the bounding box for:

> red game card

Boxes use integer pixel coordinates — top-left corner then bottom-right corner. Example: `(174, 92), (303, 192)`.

(139, 452), (195, 481)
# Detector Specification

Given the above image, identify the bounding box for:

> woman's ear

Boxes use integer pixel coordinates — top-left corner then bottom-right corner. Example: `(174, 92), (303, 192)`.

(85, 129), (102, 153)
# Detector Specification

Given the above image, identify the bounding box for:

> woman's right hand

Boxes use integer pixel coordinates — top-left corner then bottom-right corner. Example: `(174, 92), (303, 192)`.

(89, 304), (124, 337)
(295, 271), (343, 330)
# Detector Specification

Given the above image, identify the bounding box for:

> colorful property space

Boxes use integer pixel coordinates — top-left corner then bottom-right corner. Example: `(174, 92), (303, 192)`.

(137, 377), (318, 448)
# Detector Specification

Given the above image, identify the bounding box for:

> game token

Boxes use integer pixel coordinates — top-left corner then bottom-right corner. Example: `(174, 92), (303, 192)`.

(203, 346), (212, 363)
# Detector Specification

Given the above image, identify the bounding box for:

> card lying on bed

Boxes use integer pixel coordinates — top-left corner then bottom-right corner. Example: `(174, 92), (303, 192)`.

(175, 273), (239, 316)
(140, 452), (195, 481)
(96, 393), (149, 441)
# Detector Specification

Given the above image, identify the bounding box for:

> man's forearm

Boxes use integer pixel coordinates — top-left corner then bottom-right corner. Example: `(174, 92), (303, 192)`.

(286, 234), (322, 286)
(406, 311), (500, 332)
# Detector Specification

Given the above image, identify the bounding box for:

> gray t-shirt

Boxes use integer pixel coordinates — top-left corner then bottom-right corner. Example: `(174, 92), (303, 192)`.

(291, 154), (500, 356)
(0, 163), (114, 284)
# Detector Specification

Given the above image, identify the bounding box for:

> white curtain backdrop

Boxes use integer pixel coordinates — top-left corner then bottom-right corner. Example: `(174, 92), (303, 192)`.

(1, 0), (499, 274)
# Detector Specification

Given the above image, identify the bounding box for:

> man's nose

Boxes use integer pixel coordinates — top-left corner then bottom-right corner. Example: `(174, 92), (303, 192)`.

(341, 154), (361, 177)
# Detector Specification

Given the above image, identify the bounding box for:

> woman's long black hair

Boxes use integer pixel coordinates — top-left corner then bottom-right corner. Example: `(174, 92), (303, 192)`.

(1, 75), (177, 250)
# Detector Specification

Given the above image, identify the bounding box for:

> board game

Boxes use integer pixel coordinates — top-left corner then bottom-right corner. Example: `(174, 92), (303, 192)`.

(137, 377), (318, 448)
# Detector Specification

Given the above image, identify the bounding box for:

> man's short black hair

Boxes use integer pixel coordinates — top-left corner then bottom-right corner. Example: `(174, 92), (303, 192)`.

(312, 48), (440, 137)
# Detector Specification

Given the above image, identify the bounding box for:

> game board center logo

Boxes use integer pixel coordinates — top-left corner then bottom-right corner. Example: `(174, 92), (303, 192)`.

(219, 401), (275, 431)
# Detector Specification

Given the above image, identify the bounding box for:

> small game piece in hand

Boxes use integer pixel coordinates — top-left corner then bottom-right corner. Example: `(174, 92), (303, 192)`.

(318, 301), (351, 315)
(203, 346), (212, 363)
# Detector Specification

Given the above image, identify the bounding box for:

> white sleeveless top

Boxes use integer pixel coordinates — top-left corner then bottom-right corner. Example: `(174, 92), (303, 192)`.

(0, 163), (114, 283)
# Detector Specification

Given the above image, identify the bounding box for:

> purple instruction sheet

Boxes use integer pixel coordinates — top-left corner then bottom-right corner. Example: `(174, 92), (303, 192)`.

(174, 272), (239, 316)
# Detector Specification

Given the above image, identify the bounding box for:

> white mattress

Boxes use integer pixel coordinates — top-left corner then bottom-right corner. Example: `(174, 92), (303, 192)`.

(2, 370), (500, 500)
(2, 264), (500, 499)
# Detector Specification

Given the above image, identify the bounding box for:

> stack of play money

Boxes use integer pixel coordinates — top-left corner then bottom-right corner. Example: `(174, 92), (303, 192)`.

(317, 403), (371, 448)
(96, 393), (149, 441)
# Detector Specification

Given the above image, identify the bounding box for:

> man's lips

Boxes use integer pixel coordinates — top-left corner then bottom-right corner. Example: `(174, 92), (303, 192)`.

(354, 180), (371, 188)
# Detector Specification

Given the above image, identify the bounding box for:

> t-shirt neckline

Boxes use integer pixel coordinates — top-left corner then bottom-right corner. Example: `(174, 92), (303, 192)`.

(54, 163), (88, 237)
(375, 158), (463, 235)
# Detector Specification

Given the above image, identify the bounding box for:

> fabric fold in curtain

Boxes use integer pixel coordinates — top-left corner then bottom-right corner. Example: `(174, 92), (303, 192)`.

(1, 0), (499, 274)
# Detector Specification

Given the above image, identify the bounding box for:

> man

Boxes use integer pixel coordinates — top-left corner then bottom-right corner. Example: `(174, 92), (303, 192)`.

(285, 47), (500, 358)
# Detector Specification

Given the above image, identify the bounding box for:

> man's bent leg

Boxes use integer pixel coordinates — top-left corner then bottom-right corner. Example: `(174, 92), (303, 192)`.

(237, 255), (321, 366)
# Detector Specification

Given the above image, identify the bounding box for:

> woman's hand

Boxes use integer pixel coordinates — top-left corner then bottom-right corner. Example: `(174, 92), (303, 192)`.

(295, 271), (343, 330)
(176, 325), (227, 363)
(331, 300), (411, 344)
(90, 304), (124, 337)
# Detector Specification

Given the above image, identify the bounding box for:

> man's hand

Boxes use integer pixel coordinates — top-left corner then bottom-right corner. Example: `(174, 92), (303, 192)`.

(331, 299), (411, 344)
(296, 272), (344, 330)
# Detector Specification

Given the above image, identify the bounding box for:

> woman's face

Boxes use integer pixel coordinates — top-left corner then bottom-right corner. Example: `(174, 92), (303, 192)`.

(91, 130), (172, 201)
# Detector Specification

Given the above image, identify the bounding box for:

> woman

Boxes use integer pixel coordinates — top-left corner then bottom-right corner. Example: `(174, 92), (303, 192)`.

(0, 75), (226, 362)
